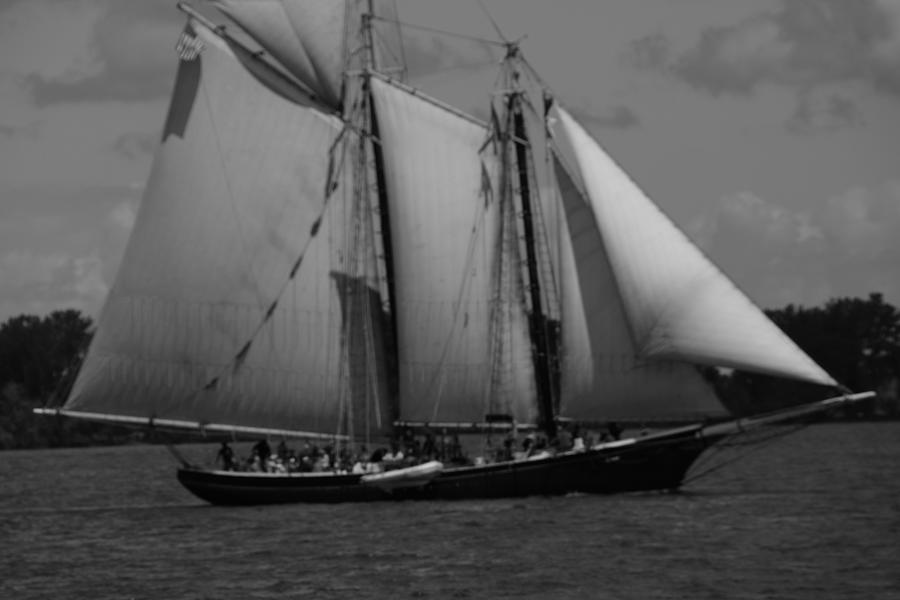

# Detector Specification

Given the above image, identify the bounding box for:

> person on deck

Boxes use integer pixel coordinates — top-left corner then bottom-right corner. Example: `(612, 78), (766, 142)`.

(422, 427), (437, 460)
(383, 441), (404, 466)
(216, 441), (236, 471)
(252, 438), (272, 471)
(607, 422), (622, 441)
(557, 424), (573, 452)
(572, 425), (586, 452)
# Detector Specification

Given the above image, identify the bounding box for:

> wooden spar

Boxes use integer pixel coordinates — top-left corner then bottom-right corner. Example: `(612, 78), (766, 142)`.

(362, 1), (400, 422)
(394, 420), (539, 432)
(501, 45), (559, 441)
(33, 408), (349, 441)
(699, 391), (876, 438)
(366, 70), (487, 127)
(175, 2), (339, 117)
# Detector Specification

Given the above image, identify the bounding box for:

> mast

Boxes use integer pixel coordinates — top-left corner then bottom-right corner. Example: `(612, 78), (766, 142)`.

(361, 0), (400, 424)
(500, 43), (559, 440)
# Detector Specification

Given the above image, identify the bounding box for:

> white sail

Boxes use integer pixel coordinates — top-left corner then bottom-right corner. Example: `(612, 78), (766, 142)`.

(213, 0), (405, 110)
(551, 107), (837, 387)
(554, 156), (727, 422)
(213, 0), (347, 108)
(63, 21), (368, 435)
(369, 76), (537, 424)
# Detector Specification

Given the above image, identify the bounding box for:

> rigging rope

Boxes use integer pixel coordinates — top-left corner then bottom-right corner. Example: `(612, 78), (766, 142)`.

(188, 124), (349, 400)
(370, 14), (506, 48)
(372, 15), (506, 48)
(682, 421), (811, 485)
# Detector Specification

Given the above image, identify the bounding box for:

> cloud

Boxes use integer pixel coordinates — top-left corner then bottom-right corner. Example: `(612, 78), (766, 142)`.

(402, 29), (497, 80)
(0, 184), (140, 320)
(20, 1), (181, 106)
(112, 132), (156, 159)
(569, 105), (640, 130)
(0, 251), (108, 321)
(787, 88), (865, 133)
(690, 183), (900, 308)
(822, 180), (900, 263)
(625, 0), (900, 126)
(0, 121), (39, 138)
(691, 191), (824, 264)
(0, 1), (103, 84)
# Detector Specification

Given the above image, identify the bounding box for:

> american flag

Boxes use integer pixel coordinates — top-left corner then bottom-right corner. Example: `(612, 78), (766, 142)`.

(175, 29), (205, 61)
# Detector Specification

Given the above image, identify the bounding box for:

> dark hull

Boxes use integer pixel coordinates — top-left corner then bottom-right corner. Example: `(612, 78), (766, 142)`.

(177, 426), (722, 505)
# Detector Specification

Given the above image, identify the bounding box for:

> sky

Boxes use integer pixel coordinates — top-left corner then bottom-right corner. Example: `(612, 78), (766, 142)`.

(1, 0), (899, 323)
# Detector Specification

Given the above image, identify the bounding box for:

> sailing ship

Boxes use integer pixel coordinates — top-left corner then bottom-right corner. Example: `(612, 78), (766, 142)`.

(37, 0), (873, 505)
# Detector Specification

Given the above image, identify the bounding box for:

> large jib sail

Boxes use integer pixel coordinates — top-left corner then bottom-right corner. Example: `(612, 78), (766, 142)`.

(59, 20), (387, 438)
(553, 148), (727, 422)
(550, 106), (837, 405)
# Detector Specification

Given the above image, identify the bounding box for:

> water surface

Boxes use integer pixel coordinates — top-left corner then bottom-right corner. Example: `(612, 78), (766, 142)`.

(1, 423), (897, 599)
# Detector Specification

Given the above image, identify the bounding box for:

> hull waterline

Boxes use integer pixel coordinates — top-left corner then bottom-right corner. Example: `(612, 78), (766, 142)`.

(176, 427), (722, 505)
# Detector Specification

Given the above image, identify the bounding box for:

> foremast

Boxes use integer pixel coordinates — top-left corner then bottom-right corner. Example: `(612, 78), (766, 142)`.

(338, 0), (403, 444)
(495, 43), (561, 440)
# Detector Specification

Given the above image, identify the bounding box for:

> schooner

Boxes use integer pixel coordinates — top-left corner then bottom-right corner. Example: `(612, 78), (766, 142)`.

(37, 1), (873, 504)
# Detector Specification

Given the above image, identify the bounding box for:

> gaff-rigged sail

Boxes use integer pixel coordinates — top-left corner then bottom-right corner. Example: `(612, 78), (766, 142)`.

(62, 20), (372, 436)
(551, 106), (837, 388)
(213, 0), (405, 109)
(369, 76), (538, 425)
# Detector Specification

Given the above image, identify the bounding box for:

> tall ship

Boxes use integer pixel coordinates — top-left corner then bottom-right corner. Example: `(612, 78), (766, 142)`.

(37, 0), (872, 505)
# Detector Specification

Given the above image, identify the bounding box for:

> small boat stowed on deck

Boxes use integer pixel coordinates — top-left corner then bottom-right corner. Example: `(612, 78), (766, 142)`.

(36, 0), (874, 505)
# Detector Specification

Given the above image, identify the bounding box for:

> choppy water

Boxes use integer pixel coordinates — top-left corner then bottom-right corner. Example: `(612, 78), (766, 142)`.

(1, 423), (898, 600)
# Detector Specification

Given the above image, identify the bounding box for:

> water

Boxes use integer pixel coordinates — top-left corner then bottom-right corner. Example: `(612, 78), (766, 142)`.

(1, 423), (898, 599)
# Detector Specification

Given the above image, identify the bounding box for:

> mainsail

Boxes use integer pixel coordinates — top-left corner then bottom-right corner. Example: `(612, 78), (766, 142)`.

(61, 20), (381, 437)
(551, 106), (837, 388)
(369, 76), (537, 425)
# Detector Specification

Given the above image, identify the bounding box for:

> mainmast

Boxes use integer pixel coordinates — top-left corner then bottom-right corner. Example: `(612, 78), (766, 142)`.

(361, 2), (398, 339)
(351, 0), (400, 430)
(498, 42), (560, 440)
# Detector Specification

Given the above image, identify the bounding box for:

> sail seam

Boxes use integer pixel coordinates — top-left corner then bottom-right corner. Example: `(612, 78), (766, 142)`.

(191, 128), (349, 400)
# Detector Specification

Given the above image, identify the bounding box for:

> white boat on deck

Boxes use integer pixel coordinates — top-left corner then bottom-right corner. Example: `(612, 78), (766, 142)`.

(360, 460), (444, 492)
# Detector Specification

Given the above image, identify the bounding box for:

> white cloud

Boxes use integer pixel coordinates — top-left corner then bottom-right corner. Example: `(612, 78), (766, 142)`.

(107, 198), (138, 231)
(0, 0), (104, 82)
(0, 250), (107, 321)
(823, 180), (900, 261)
(0, 185), (140, 321)
(691, 183), (900, 309)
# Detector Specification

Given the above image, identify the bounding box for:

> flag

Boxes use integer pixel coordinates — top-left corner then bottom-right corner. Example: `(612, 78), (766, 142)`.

(176, 28), (205, 61)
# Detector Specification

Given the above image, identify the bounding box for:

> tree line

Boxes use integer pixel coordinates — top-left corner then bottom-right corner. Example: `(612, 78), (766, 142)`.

(0, 310), (135, 449)
(1, 294), (898, 449)
(709, 293), (900, 418)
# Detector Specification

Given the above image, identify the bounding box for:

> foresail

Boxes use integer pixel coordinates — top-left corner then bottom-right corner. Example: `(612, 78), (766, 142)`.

(370, 76), (537, 425)
(64, 20), (371, 436)
(555, 156), (727, 422)
(551, 107), (837, 388)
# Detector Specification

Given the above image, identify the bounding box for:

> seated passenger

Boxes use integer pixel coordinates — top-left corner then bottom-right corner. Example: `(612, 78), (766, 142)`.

(383, 442), (404, 466)
(571, 425), (585, 452)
